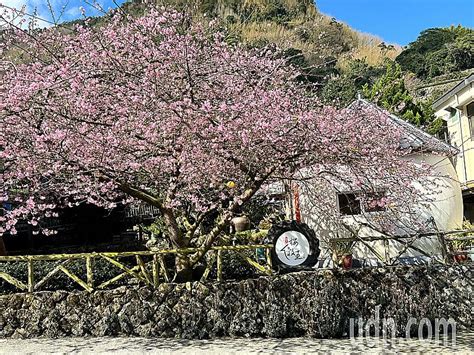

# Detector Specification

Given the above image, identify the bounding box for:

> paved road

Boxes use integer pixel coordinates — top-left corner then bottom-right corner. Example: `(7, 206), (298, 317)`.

(1, 333), (473, 354)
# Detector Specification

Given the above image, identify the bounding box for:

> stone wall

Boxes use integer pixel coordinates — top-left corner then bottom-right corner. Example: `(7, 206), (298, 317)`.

(0, 264), (472, 339)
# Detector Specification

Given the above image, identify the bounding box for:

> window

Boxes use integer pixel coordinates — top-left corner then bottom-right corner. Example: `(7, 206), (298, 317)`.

(467, 102), (474, 140)
(436, 119), (450, 144)
(447, 106), (458, 122)
(338, 193), (361, 215)
(338, 191), (387, 215)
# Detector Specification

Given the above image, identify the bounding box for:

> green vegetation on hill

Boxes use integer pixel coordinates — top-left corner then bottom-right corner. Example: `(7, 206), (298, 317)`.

(362, 63), (439, 134)
(5, 0), (472, 135)
(396, 26), (474, 79)
(90, 1), (474, 134)
(320, 58), (385, 107)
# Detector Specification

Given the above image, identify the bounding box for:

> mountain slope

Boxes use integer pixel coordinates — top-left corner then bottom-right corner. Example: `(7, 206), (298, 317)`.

(124, 0), (400, 70)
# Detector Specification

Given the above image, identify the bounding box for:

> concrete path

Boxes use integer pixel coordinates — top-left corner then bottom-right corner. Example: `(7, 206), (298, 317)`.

(0, 332), (473, 354)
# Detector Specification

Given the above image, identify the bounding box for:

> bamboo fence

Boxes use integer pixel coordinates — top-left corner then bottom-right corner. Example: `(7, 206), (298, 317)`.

(0, 244), (274, 293)
(1, 230), (472, 294)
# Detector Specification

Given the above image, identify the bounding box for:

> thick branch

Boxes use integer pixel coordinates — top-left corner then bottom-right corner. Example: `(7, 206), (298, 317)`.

(118, 183), (186, 248)
(189, 178), (267, 265)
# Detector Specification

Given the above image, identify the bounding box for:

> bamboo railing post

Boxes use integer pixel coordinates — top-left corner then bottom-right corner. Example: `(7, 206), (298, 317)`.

(0, 242), (276, 294)
(27, 258), (34, 293)
(136, 255), (151, 284)
(158, 255), (169, 283)
(59, 265), (93, 292)
(152, 254), (160, 288)
(265, 247), (273, 272)
(217, 250), (223, 282)
(200, 251), (216, 282)
(86, 256), (94, 289)
(436, 232), (449, 263)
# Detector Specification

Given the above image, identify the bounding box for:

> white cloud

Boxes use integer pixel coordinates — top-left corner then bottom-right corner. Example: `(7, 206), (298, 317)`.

(0, 0), (85, 28)
(1, 0), (28, 10)
(65, 5), (81, 17)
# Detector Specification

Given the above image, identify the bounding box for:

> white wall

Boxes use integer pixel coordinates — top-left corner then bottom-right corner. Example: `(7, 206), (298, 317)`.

(296, 152), (463, 261)
(400, 153), (463, 232)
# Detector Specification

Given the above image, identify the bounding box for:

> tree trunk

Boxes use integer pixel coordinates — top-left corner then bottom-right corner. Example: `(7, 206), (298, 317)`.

(174, 253), (193, 282)
(160, 207), (195, 282)
(162, 207), (187, 247)
(0, 236), (6, 256)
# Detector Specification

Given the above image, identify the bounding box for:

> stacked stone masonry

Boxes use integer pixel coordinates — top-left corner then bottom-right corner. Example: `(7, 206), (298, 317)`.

(0, 265), (472, 339)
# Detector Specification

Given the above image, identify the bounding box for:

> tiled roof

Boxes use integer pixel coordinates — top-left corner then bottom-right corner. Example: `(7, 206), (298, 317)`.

(348, 99), (458, 156)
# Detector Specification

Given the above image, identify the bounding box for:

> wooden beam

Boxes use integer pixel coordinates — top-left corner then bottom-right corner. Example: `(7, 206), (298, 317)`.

(86, 256), (94, 288)
(236, 251), (272, 275)
(99, 254), (147, 283)
(200, 252), (216, 282)
(216, 250), (223, 282)
(158, 255), (169, 283)
(136, 255), (152, 285)
(0, 244), (274, 262)
(27, 258), (34, 293)
(0, 271), (27, 291)
(97, 265), (141, 290)
(152, 255), (160, 288)
(265, 248), (273, 272)
(354, 238), (386, 265)
(34, 259), (72, 291)
(58, 265), (93, 292)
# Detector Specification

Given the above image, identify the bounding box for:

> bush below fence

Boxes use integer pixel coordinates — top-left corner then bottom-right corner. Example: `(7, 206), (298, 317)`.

(0, 264), (472, 339)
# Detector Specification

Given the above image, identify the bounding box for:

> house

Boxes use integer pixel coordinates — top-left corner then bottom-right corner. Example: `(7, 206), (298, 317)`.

(289, 98), (463, 263)
(433, 73), (474, 223)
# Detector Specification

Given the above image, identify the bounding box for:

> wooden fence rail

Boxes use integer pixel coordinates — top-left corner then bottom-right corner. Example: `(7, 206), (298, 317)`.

(1, 229), (472, 294)
(0, 244), (274, 294)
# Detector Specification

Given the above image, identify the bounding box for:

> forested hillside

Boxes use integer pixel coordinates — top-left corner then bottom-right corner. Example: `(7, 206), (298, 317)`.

(117, 0), (400, 78)
(5, 0), (472, 133)
(397, 26), (474, 79)
(120, 0), (472, 133)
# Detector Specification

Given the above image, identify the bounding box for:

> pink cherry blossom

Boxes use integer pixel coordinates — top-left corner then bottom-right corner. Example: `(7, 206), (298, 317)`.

(0, 7), (433, 271)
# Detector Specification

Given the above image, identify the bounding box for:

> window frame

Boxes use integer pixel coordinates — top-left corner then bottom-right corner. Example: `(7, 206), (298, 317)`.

(337, 192), (362, 216)
(337, 190), (388, 216)
(467, 102), (474, 140)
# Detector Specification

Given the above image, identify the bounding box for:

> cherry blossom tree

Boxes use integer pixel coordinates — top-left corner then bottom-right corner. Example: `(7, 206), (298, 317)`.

(0, 7), (430, 274)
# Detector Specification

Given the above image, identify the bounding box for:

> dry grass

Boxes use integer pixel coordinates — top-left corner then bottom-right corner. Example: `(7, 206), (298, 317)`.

(220, 1), (398, 70)
(348, 32), (401, 66)
(155, 0), (401, 70)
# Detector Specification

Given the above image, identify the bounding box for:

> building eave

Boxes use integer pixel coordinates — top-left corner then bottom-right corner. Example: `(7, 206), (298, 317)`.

(433, 73), (474, 111)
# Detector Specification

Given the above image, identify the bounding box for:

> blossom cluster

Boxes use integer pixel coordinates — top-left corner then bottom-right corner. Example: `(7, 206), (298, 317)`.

(0, 8), (429, 248)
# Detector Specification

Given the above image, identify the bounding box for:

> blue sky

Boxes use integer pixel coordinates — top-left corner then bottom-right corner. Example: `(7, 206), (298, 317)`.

(317, 0), (474, 45)
(1, 0), (473, 45)
(0, 0), (127, 26)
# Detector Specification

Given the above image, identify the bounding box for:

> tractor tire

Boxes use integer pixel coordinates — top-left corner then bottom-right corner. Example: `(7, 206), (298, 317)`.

(265, 220), (320, 271)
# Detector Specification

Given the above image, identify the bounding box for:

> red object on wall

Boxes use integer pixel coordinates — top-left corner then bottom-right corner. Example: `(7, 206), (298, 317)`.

(342, 254), (353, 269)
(453, 253), (467, 263)
(293, 185), (301, 223)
